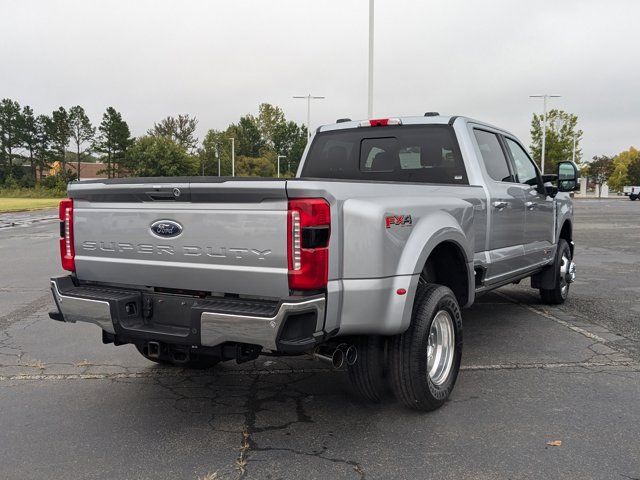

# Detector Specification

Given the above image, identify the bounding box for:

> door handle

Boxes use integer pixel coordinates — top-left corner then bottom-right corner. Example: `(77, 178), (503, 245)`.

(492, 201), (509, 210)
(525, 201), (537, 210)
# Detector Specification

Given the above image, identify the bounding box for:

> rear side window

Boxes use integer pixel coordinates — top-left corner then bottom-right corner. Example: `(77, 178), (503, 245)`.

(301, 125), (468, 184)
(473, 129), (514, 182)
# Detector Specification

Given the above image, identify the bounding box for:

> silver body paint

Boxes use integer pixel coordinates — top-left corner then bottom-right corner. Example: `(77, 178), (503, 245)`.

(55, 116), (573, 349)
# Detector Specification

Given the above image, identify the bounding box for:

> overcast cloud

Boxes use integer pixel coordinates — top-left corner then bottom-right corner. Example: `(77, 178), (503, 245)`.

(1, 0), (639, 160)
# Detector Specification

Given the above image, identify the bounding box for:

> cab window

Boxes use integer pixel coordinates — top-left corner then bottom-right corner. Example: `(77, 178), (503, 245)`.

(473, 129), (514, 182)
(505, 138), (539, 186)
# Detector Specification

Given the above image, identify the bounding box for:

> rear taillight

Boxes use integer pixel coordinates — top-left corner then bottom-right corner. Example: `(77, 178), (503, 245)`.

(287, 198), (330, 291)
(58, 198), (75, 272)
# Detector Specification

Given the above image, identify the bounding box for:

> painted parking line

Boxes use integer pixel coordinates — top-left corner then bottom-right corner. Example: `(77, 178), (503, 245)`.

(1, 359), (637, 383)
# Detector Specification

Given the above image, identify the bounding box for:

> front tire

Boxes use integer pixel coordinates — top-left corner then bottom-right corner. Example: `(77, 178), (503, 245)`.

(389, 284), (463, 411)
(540, 239), (574, 305)
(630, 194), (638, 201)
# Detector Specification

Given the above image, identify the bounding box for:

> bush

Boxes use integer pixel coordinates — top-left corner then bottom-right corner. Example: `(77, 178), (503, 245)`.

(40, 174), (71, 194)
(124, 136), (198, 177)
(0, 185), (66, 198)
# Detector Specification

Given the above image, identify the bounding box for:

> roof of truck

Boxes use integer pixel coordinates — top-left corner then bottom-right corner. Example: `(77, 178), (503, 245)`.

(317, 115), (512, 136)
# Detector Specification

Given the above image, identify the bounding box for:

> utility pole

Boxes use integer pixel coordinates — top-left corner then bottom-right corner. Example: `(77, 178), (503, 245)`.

(530, 94), (561, 174)
(368, 0), (374, 118)
(277, 155), (286, 178)
(572, 134), (577, 163)
(293, 94), (325, 139)
(230, 137), (235, 177)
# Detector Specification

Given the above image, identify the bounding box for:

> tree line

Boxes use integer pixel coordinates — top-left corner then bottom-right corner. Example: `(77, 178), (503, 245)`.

(529, 109), (639, 190)
(4, 98), (636, 191)
(0, 99), (308, 189)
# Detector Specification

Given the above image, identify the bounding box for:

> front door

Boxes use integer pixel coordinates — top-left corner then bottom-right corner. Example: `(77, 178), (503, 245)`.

(503, 137), (555, 269)
(472, 129), (527, 282)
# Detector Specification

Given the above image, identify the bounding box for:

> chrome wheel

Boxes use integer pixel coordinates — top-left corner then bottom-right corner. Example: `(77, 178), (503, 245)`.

(559, 254), (573, 298)
(426, 310), (455, 386)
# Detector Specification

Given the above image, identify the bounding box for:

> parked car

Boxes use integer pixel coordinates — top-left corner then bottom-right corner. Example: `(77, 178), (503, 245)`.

(623, 186), (640, 200)
(49, 114), (579, 411)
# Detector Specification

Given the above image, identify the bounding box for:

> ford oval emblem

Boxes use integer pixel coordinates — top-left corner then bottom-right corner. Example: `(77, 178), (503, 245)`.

(150, 220), (183, 238)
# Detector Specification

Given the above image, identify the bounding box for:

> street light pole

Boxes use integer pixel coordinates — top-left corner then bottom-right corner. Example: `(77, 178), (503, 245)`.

(277, 155), (286, 178)
(572, 134), (576, 163)
(230, 137), (235, 177)
(368, 0), (374, 118)
(530, 94), (561, 174)
(293, 94), (325, 139)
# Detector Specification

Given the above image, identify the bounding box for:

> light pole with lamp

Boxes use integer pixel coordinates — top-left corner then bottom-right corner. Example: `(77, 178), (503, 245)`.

(530, 94), (561, 174)
(230, 137), (235, 177)
(293, 94), (325, 139)
(277, 155), (286, 178)
(368, 0), (374, 118)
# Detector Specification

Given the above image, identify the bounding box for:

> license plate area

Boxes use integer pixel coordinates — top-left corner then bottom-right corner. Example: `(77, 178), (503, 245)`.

(115, 293), (199, 340)
(143, 293), (197, 328)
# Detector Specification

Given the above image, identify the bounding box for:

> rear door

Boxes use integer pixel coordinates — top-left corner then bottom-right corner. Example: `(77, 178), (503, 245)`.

(503, 137), (555, 268)
(70, 179), (290, 298)
(472, 129), (527, 282)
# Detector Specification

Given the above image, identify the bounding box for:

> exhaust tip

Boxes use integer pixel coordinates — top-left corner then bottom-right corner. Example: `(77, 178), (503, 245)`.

(332, 348), (345, 369)
(345, 345), (357, 366)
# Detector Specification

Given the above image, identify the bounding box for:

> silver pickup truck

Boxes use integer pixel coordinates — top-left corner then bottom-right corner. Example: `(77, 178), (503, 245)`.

(49, 114), (579, 411)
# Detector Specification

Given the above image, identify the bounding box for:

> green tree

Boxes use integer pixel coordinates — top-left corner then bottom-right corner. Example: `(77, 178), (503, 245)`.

(33, 115), (53, 181)
(199, 129), (233, 176)
(608, 147), (639, 191)
(229, 115), (264, 157)
(530, 109), (582, 174)
(69, 106), (95, 181)
(94, 107), (132, 178)
(20, 106), (38, 183)
(587, 155), (614, 197)
(273, 121), (308, 174)
(148, 114), (198, 152)
(125, 136), (198, 177)
(256, 103), (285, 148)
(628, 155), (640, 186)
(0, 98), (23, 179)
(48, 107), (71, 171)
(235, 155), (276, 177)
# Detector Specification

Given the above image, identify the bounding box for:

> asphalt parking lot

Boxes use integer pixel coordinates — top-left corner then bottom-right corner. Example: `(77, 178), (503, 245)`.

(1, 199), (639, 480)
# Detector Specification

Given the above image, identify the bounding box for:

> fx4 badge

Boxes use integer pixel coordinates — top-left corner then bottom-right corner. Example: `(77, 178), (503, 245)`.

(385, 215), (413, 229)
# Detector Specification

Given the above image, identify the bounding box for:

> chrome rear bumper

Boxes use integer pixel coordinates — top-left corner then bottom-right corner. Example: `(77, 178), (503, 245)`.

(201, 297), (325, 350)
(51, 279), (115, 333)
(49, 276), (325, 351)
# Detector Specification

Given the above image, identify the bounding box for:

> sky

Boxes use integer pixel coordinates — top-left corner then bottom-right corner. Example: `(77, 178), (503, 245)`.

(1, 0), (639, 161)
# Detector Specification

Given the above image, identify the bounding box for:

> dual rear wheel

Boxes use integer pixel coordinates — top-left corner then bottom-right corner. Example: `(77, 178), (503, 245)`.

(348, 284), (463, 411)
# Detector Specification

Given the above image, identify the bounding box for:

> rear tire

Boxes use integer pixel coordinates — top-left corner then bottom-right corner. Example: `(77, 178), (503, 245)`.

(540, 239), (573, 305)
(630, 194), (638, 201)
(347, 335), (389, 403)
(135, 344), (220, 369)
(389, 284), (463, 411)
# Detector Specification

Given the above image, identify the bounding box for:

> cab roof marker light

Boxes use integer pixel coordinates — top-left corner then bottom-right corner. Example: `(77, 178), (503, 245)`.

(359, 118), (403, 127)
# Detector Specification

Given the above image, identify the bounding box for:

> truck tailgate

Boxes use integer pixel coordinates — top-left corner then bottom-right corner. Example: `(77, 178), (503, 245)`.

(69, 179), (289, 298)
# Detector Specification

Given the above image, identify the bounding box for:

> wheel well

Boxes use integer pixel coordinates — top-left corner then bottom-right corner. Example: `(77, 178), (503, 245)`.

(421, 242), (469, 307)
(559, 220), (573, 255)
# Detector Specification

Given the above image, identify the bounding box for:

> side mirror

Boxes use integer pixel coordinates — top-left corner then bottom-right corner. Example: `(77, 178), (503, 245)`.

(557, 161), (580, 192)
(539, 173), (558, 197)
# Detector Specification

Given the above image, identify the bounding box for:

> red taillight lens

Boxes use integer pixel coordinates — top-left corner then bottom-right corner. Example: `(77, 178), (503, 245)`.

(58, 198), (75, 272)
(287, 198), (330, 291)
